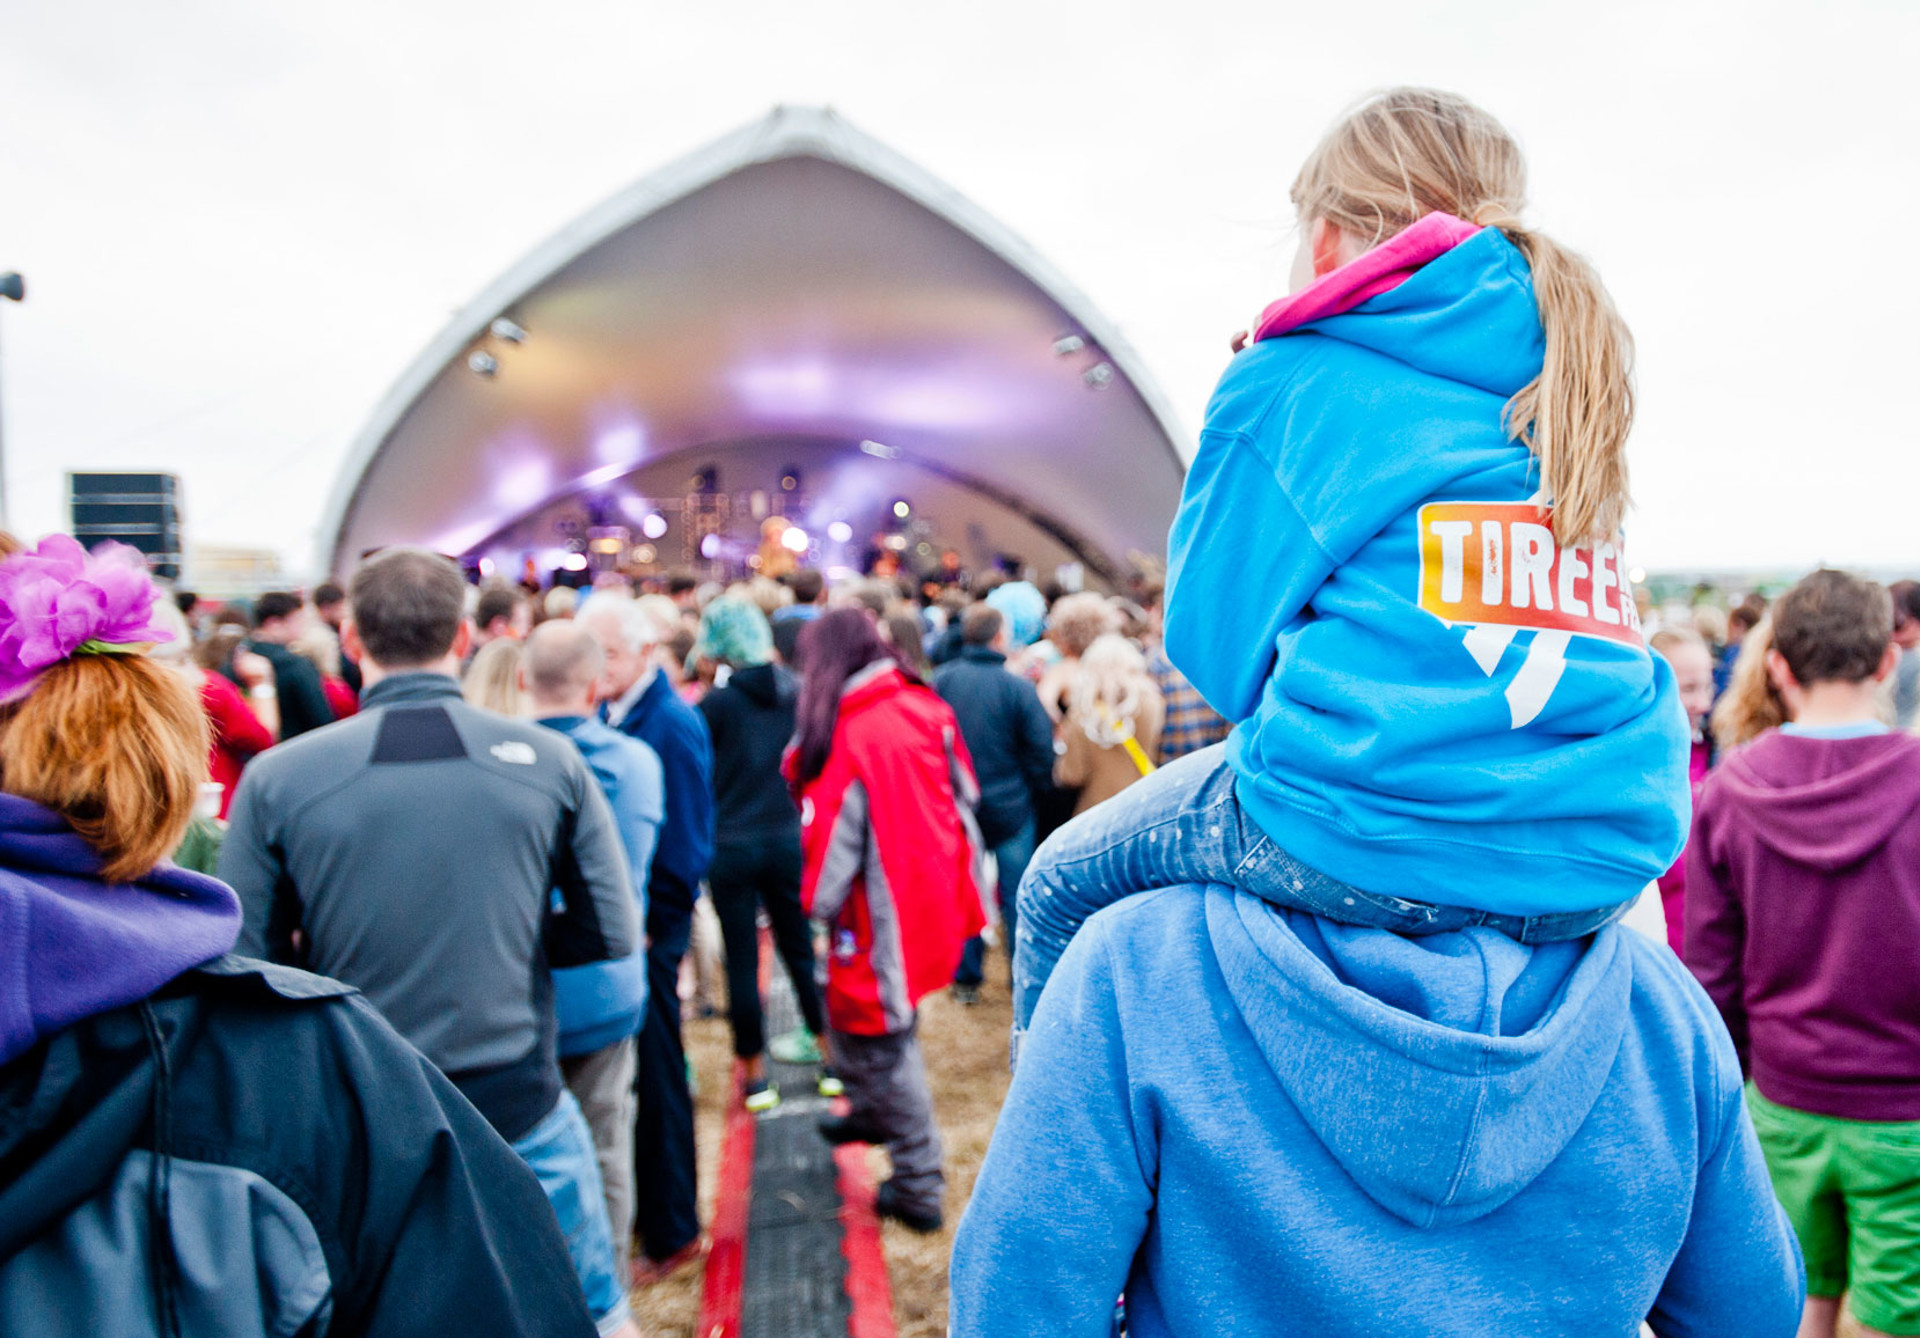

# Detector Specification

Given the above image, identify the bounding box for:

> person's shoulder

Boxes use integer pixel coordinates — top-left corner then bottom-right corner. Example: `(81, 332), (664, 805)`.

(239, 711), (372, 787)
(185, 953), (360, 1003)
(1614, 929), (1743, 1138)
(450, 702), (597, 786)
(1078, 886), (1206, 958)
(1204, 335), (1335, 438)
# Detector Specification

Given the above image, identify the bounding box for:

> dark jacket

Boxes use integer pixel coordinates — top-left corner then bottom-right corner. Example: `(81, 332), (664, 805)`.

(0, 792), (594, 1337)
(698, 662), (802, 848)
(1686, 726), (1920, 1121)
(218, 673), (637, 1141)
(607, 670), (715, 927)
(932, 646), (1056, 846)
(247, 639), (335, 739)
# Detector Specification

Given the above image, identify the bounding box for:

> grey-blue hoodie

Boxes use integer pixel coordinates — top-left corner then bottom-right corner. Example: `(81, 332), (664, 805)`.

(951, 886), (1804, 1337)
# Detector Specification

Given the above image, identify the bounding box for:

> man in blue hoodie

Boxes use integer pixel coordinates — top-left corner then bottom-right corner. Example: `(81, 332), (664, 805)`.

(950, 890), (1805, 1336)
(525, 619), (665, 1286)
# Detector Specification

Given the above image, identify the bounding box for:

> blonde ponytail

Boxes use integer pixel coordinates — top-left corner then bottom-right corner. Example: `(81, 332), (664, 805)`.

(1710, 616), (1785, 752)
(1292, 88), (1635, 543)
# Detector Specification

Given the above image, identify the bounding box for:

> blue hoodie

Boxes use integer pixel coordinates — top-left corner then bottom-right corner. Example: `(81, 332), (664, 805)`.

(1165, 228), (1689, 916)
(538, 715), (664, 1057)
(0, 792), (241, 1064)
(950, 887), (1803, 1337)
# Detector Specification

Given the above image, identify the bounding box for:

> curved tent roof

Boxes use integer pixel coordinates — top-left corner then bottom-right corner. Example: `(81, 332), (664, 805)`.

(321, 106), (1192, 583)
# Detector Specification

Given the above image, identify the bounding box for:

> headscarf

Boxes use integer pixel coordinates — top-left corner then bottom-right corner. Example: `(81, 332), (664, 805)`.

(693, 594), (774, 668)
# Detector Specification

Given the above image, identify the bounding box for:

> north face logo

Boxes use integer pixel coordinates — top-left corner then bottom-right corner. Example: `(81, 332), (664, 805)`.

(490, 741), (538, 765)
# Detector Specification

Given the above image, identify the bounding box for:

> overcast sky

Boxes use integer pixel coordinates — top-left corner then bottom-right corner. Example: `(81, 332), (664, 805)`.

(3, 0), (1914, 576)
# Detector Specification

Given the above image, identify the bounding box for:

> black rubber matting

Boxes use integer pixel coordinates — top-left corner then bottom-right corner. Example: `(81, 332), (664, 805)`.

(740, 963), (852, 1338)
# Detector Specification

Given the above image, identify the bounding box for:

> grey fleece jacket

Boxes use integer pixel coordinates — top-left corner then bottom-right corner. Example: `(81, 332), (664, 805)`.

(218, 673), (637, 1139)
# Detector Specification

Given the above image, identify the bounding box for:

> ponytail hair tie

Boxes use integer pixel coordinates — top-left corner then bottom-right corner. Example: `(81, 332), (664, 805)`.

(0, 535), (174, 703)
(1470, 202), (1526, 234)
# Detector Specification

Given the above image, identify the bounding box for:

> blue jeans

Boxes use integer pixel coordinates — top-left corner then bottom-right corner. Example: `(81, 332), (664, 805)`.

(512, 1091), (630, 1335)
(1012, 743), (1633, 1043)
(954, 819), (1038, 987)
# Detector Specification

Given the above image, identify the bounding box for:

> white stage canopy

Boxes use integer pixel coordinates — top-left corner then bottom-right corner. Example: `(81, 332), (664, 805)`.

(321, 106), (1192, 587)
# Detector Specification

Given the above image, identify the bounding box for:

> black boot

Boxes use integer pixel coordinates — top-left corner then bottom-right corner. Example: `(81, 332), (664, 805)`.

(874, 1178), (942, 1233)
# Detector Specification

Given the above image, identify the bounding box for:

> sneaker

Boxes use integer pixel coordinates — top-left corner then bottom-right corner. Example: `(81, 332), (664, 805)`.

(817, 1112), (885, 1146)
(744, 1079), (780, 1114)
(816, 1067), (845, 1099)
(874, 1179), (942, 1233)
(951, 982), (981, 1006)
(630, 1234), (709, 1288)
(767, 1027), (824, 1066)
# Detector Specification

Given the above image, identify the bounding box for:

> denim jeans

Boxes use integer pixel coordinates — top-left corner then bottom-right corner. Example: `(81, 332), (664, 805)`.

(1012, 742), (1633, 1045)
(510, 1090), (630, 1335)
(954, 818), (1039, 988)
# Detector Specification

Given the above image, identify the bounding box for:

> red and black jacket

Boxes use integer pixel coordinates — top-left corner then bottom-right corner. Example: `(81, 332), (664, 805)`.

(796, 664), (986, 1035)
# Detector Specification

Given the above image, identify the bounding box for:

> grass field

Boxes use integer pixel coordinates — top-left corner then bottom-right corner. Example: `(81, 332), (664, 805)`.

(629, 979), (1016, 1337)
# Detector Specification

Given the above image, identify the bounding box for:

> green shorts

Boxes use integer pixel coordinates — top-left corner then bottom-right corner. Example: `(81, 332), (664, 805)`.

(1748, 1086), (1920, 1334)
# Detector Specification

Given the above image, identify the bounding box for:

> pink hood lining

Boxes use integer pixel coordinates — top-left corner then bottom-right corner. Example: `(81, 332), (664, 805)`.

(1251, 212), (1482, 343)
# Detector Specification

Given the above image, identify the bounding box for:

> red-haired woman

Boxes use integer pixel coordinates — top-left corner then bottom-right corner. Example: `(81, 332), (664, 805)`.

(789, 607), (985, 1233)
(0, 534), (602, 1336)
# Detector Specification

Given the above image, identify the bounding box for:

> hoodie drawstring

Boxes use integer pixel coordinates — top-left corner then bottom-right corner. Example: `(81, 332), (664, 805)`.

(138, 1001), (181, 1338)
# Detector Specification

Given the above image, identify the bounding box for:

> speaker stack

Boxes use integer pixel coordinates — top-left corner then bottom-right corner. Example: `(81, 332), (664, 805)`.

(69, 472), (183, 580)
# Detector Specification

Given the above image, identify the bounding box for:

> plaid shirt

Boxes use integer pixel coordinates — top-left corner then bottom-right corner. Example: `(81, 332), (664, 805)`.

(1146, 645), (1231, 763)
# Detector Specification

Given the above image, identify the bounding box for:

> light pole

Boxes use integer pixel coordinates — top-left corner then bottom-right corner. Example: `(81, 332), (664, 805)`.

(0, 271), (23, 532)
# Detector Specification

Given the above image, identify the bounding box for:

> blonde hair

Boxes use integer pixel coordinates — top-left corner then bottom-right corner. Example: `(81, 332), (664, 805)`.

(1069, 635), (1152, 747)
(0, 655), (209, 881)
(1292, 88), (1634, 543)
(463, 638), (525, 716)
(1711, 616), (1784, 751)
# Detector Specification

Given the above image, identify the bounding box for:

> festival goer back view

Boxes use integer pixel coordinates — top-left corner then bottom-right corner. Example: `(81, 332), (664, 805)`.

(693, 594), (831, 1112)
(0, 535), (600, 1337)
(218, 548), (641, 1335)
(1054, 632), (1165, 814)
(1011, 82), (1693, 1036)
(954, 88), (1802, 1336)
(790, 608), (985, 1233)
(1687, 570), (1920, 1338)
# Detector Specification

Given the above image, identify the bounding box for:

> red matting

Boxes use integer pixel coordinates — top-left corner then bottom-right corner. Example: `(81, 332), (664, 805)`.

(833, 1137), (897, 1338)
(696, 1059), (756, 1338)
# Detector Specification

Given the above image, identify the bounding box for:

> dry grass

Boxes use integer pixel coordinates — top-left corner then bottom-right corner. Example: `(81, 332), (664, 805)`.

(627, 982), (1016, 1338)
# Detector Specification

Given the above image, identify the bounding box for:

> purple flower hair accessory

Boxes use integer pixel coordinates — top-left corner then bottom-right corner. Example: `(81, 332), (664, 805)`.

(0, 535), (175, 703)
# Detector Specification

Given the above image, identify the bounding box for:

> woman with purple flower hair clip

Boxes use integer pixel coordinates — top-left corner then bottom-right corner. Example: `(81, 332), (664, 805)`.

(0, 532), (607, 1336)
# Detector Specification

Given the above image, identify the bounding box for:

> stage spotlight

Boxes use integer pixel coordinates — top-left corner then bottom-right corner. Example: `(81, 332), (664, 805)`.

(892, 499), (911, 520)
(561, 552), (589, 572)
(700, 533), (722, 559)
(827, 521), (853, 543)
(641, 513), (669, 539)
(781, 527), (810, 554)
(779, 467), (800, 492)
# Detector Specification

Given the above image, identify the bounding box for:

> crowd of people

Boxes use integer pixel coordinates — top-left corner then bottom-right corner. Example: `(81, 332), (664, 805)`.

(3, 84), (1918, 1338)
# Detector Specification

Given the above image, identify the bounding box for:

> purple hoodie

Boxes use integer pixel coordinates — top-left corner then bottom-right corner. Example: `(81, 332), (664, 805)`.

(1685, 729), (1920, 1121)
(0, 792), (241, 1065)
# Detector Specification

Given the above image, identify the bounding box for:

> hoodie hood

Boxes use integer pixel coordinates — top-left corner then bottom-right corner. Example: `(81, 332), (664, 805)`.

(1288, 224), (1546, 399)
(1711, 729), (1920, 869)
(1209, 892), (1628, 1227)
(727, 661), (796, 709)
(0, 793), (241, 1065)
